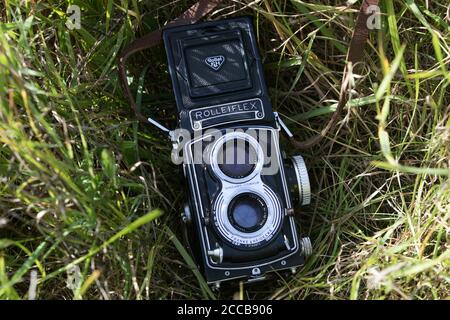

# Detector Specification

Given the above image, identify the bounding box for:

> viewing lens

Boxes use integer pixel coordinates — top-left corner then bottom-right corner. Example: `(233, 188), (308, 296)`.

(217, 139), (258, 179)
(228, 193), (268, 233)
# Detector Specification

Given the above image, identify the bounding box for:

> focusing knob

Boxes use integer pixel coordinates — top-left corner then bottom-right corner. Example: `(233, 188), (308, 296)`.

(291, 156), (311, 205)
(300, 237), (312, 257)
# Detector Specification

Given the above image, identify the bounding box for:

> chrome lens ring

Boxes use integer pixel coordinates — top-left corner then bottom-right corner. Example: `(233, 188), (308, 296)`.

(213, 186), (282, 248)
(210, 132), (264, 184)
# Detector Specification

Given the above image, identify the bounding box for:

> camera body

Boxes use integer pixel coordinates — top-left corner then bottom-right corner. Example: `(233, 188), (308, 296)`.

(163, 16), (311, 286)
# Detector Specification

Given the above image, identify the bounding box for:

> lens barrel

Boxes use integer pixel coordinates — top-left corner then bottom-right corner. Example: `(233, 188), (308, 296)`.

(210, 132), (264, 183)
(227, 193), (268, 233)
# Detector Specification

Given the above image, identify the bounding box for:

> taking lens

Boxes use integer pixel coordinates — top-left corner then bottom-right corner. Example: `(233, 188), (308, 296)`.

(228, 193), (268, 233)
(217, 138), (258, 179)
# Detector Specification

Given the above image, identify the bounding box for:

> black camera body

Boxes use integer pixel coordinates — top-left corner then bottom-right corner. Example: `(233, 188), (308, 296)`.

(163, 16), (311, 286)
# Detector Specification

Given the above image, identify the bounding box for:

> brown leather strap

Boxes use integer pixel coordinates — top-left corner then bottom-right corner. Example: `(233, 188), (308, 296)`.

(117, 0), (222, 124)
(118, 0), (379, 149)
(290, 0), (379, 149)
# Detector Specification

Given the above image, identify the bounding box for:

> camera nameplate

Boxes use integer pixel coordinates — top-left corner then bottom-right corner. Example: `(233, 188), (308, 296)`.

(189, 98), (264, 130)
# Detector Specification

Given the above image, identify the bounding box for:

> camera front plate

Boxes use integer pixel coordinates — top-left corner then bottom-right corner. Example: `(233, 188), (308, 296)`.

(182, 127), (305, 283)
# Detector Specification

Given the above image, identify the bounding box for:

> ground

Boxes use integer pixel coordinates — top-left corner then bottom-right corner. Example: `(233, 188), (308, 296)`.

(0, 0), (449, 299)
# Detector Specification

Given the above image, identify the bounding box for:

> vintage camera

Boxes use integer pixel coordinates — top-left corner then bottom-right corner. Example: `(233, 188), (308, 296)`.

(162, 16), (312, 287)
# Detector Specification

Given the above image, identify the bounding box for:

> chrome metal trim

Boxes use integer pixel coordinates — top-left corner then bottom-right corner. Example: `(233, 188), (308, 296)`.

(210, 131), (264, 184)
(189, 98), (265, 131)
(213, 184), (282, 247)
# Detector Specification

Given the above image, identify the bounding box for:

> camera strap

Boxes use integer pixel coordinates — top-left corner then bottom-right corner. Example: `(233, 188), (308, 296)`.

(118, 0), (379, 149)
(290, 0), (379, 149)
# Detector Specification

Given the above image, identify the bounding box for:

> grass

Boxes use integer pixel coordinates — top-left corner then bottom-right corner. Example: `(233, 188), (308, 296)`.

(0, 0), (449, 300)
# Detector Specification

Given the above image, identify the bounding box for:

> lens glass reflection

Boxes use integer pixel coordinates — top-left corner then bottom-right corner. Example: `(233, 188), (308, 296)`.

(228, 193), (267, 232)
(218, 139), (257, 179)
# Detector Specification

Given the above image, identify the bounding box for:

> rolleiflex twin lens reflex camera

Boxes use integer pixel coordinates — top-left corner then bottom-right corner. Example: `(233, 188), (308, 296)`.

(162, 16), (312, 286)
